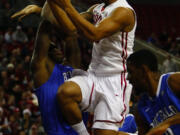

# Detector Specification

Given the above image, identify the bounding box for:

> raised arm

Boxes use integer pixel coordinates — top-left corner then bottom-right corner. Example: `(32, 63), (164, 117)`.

(52, 0), (135, 41)
(46, 1), (77, 35)
(31, 20), (52, 65)
(11, 5), (42, 21)
(168, 72), (180, 98)
(44, 1), (81, 68)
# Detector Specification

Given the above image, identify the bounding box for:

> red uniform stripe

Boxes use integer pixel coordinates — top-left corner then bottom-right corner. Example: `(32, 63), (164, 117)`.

(82, 83), (95, 111)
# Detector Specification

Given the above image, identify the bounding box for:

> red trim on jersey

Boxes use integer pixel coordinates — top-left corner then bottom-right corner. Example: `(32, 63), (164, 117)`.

(83, 83), (95, 111)
(121, 32), (124, 88)
(95, 119), (124, 124)
(94, 33), (128, 125)
(121, 32), (128, 119)
(101, 7), (105, 11)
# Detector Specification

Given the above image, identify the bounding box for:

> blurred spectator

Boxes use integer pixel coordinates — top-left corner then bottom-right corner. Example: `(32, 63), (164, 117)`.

(4, 27), (13, 43)
(0, 32), (4, 44)
(22, 108), (33, 134)
(12, 25), (28, 43)
(0, 107), (11, 135)
(147, 33), (158, 45)
(169, 41), (180, 57)
(161, 55), (179, 73)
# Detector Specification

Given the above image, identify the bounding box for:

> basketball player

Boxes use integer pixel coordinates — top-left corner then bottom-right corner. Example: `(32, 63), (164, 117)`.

(127, 49), (180, 135)
(11, 3), (134, 135)
(30, 19), (88, 135)
(11, 3), (88, 135)
(47, 0), (136, 135)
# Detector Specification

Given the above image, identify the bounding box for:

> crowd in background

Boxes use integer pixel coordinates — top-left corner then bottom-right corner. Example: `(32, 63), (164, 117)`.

(147, 29), (180, 58)
(0, 25), (45, 135)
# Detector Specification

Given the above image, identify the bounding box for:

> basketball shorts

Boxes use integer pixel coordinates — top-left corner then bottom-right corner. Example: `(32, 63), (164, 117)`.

(67, 70), (132, 131)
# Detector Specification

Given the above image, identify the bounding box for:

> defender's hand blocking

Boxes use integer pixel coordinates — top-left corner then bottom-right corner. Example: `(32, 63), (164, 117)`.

(11, 5), (42, 21)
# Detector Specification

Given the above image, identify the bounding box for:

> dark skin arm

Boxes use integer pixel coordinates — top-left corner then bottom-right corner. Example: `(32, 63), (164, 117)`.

(45, 1), (77, 35)
(47, 1), (96, 33)
(146, 113), (180, 135)
(46, 1), (81, 68)
(51, 0), (135, 41)
(168, 72), (180, 98)
(30, 20), (54, 88)
(63, 36), (81, 69)
(31, 20), (82, 88)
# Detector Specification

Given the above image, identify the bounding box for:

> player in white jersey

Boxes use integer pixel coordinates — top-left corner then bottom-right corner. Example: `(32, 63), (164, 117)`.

(46, 0), (136, 135)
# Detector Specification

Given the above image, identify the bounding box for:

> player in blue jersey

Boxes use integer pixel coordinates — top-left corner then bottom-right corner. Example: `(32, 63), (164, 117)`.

(127, 49), (180, 135)
(11, 2), (90, 135)
(12, 6), (86, 135)
(30, 20), (84, 135)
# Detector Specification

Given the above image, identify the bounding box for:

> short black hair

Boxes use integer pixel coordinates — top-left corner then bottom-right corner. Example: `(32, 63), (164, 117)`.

(127, 49), (158, 72)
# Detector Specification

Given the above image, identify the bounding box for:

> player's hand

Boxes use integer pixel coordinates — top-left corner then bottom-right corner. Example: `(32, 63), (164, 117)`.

(11, 5), (42, 21)
(146, 123), (169, 135)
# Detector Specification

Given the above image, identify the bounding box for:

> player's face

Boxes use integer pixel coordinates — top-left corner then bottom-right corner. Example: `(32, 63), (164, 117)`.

(127, 63), (146, 95)
(48, 45), (64, 63)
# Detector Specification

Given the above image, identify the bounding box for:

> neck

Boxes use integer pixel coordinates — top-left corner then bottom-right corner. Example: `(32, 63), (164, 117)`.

(147, 72), (161, 97)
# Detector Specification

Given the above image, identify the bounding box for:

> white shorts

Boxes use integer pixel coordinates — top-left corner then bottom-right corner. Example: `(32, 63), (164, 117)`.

(67, 70), (132, 131)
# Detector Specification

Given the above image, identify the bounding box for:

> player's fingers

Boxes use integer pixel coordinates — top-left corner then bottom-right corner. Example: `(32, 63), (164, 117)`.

(11, 11), (24, 19)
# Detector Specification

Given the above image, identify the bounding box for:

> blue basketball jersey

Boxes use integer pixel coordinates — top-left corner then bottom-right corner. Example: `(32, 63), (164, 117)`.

(34, 64), (77, 135)
(138, 73), (180, 135)
(119, 114), (137, 134)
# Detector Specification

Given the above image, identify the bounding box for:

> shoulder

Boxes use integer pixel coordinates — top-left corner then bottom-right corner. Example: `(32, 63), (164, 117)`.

(111, 7), (134, 19)
(109, 7), (135, 29)
(167, 72), (180, 98)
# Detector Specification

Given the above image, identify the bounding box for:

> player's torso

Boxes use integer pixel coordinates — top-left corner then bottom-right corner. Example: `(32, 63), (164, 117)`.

(34, 64), (76, 135)
(138, 73), (180, 135)
(88, 0), (136, 75)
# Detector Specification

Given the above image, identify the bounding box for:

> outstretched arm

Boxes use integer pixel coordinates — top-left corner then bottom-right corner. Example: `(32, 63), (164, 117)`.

(146, 113), (180, 135)
(43, 1), (81, 68)
(45, 1), (77, 35)
(31, 20), (52, 65)
(52, 0), (135, 41)
(11, 5), (42, 21)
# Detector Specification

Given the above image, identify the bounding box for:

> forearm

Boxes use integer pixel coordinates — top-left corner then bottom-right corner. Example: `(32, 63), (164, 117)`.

(64, 4), (99, 41)
(164, 113), (180, 126)
(64, 36), (81, 68)
(47, 0), (77, 35)
(32, 20), (51, 62)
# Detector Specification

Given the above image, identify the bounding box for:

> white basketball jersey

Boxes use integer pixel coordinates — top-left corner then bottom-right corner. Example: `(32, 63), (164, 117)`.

(88, 0), (137, 75)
